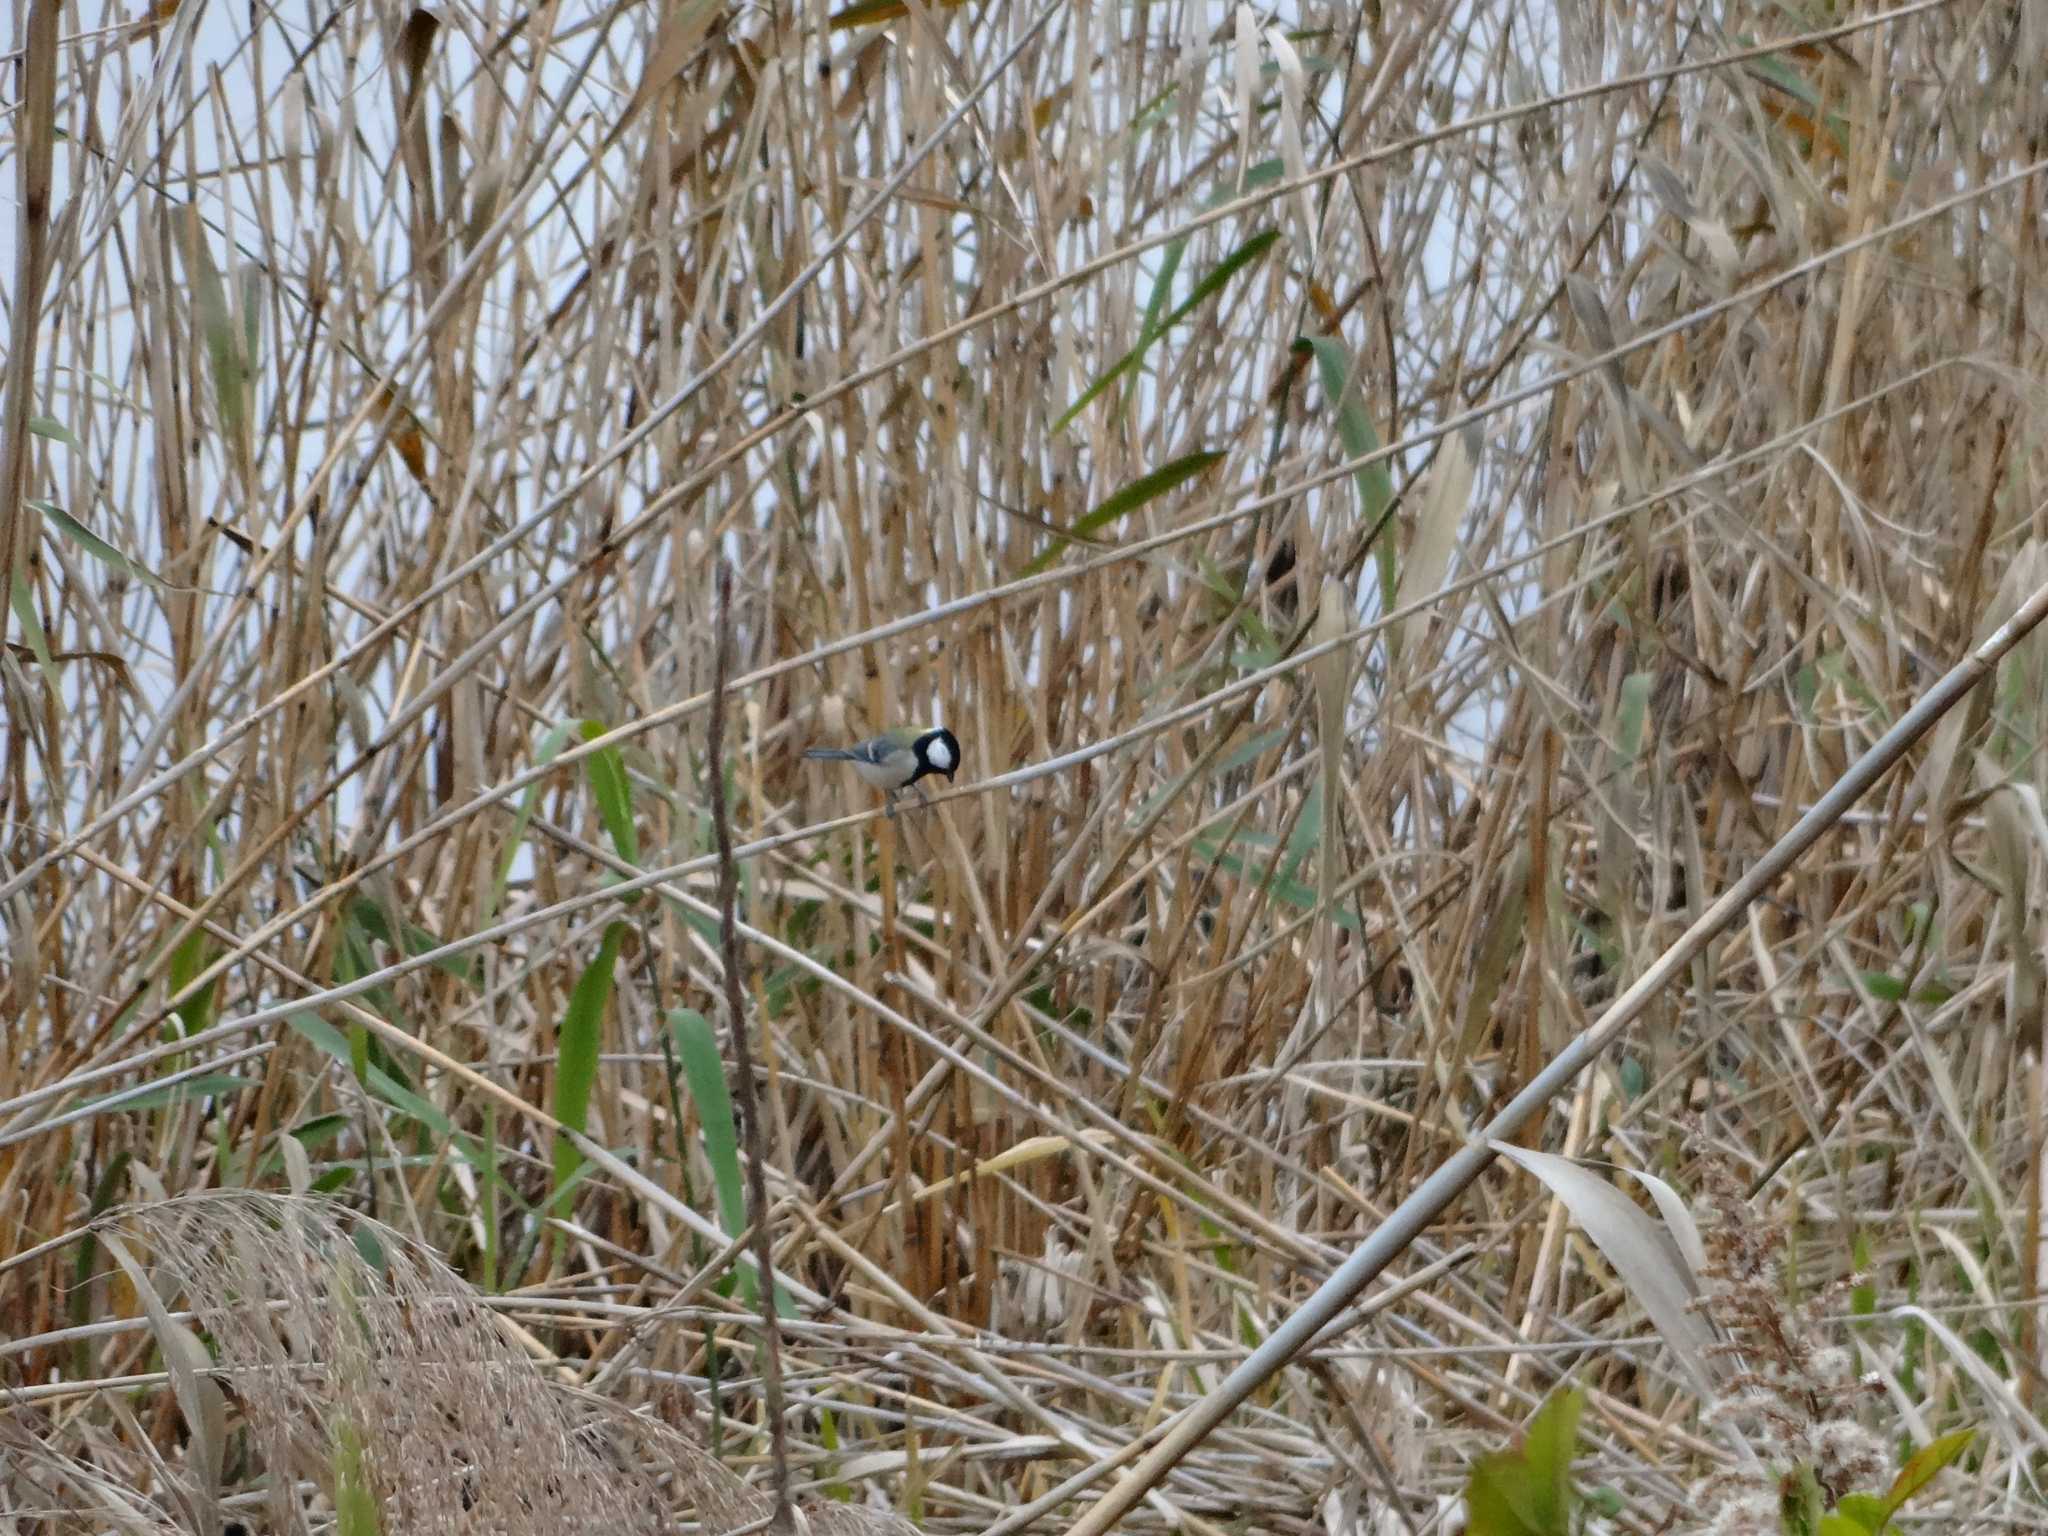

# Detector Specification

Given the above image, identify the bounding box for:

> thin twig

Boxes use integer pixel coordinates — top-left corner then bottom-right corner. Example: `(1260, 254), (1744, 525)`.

(709, 561), (794, 1536)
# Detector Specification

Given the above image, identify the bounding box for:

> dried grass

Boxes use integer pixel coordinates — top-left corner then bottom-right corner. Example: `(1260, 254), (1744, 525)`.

(4, 0), (2048, 1530)
(73, 1194), (913, 1536)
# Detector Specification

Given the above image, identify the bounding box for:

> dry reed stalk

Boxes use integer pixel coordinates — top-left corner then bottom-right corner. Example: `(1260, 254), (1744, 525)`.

(4, 0), (2047, 1528)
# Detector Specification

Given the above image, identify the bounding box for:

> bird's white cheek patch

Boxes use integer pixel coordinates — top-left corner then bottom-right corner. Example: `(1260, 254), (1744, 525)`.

(928, 739), (955, 771)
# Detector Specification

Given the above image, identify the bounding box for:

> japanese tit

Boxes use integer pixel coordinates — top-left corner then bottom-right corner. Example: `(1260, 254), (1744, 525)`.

(804, 727), (960, 814)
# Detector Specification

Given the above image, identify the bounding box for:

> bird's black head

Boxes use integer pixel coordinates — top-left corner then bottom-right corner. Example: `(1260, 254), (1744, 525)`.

(911, 727), (961, 785)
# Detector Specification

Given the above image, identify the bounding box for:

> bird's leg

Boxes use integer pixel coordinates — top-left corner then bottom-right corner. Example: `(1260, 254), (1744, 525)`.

(884, 791), (899, 820)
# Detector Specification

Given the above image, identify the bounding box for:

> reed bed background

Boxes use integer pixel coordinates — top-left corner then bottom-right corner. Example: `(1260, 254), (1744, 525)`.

(3, 0), (2047, 1530)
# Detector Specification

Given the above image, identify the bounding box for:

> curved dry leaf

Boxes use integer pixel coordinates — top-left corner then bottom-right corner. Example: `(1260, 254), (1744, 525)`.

(1266, 26), (1315, 260)
(1490, 1143), (1718, 1399)
(1400, 425), (1474, 657)
(1615, 1166), (1709, 1283)
(626, 0), (719, 120)
(281, 75), (304, 204)
(1233, 6), (1259, 182)
(100, 1234), (225, 1536)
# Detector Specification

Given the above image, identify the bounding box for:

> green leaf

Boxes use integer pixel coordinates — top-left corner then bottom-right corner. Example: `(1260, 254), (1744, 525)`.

(1818, 651), (1889, 723)
(31, 498), (172, 590)
(184, 211), (250, 441)
(1857, 970), (1953, 1006)
(238, 263), (263, 372)
(1022, 450), (1224, 575)
(1781, 1464), (1825, 1536)
(346, 897), (479, 986)
(1089, 236), (1188, 426)
(661, 891), (722, 949)
(1618, 1055), (1646, 1098)
(70, 1153), (131, 1373)
(1127, 78), (1190, 135)
(1794, 662), (1820, 719)
(1819, 1514), (1883, 1536)
(1613, 669), (1653, 759)
(670, 1009), (746, 1242)
(1208, 158), (1286, 207)
(1463, 1387), (1582, 1536)
(814, 1401), (855, 1500)
(580, 720), (639, 865)
(1852, 1230), (1877, 1316)
(1054, 229), (1281, 431)
(1741, 49), (1852, 154)
(9, 572), (56, 680)
(1584, 1486), (1623, 1518)
(333, 1420), (381, 1536)
(1883, 1429), (1972, 1518)
(551, 923), (627, 1199)
(1297, 337), (1397, 625)
(28, 415), (75, 445)
(1466, 1453), (1542, 1536)
(1136, 241), (1185, 360)
(353, 1225), (388, 1273)
(1519, 1386), (1582, 1533)
(289, 1114), (350, 1150)
(1831, 1493), (1891, 1532)
(1745, 51), (1820, 108)
(1214, 727), (1290, 775)
(167, 928), (218, 1038)
(1280, 780), (1321, 882)
(1191, 830), (1364, 934)
(668, 1006), (795, 1314)
(287, 1012), (459, 1142)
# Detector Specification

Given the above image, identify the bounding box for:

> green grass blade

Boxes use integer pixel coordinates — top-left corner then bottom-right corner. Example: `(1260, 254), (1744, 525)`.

(182, 208), (249, 442)
(1022, 450), (1224, 575)
(287, 1013), (459, 1142)
(1055, 229), (1280, 431)
(31, 499), (170, 589)
(1298, 337), (1397, 621)
(1116, 238), (1187, 420)
(333, 1420), (382, 1536)
(579, 720), (640, 865)
(345, 897), (479, 986)
(669, 1008), (746, 1243)
(669, 1006), (791, 1312)
(551, 923), (627, 1202)
(10, 572), (56, 682)
(168, 926), (218, 1038)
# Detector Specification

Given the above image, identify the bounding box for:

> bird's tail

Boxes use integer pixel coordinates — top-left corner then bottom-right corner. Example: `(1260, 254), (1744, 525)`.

(803, 747), (858, 761)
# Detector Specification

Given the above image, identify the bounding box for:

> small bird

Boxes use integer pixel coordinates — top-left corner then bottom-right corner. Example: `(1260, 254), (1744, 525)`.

(804, 727), (961, 815)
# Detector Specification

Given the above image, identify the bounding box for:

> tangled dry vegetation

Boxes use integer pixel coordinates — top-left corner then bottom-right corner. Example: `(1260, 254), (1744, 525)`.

(3, 0), (2047, 1530)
